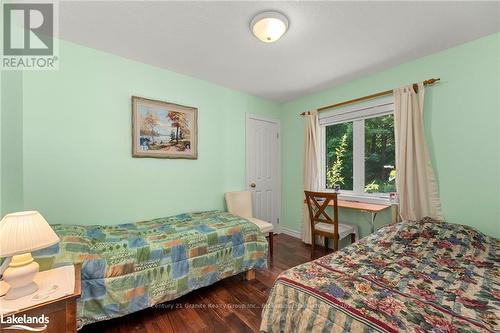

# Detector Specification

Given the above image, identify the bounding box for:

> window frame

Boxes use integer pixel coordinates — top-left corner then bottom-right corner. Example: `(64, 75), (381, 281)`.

(319, 96), (395, 204)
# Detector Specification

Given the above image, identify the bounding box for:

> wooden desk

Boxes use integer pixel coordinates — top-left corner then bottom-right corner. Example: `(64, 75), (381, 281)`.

(337, 200), (390, 233)
(305, 199), (391, 233)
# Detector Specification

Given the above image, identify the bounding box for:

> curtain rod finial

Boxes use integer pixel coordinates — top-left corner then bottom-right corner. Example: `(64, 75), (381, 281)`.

(425, 78), (440, 85)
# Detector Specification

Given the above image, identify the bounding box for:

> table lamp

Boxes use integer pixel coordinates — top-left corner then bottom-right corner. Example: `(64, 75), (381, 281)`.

(0, 211), (59, 300)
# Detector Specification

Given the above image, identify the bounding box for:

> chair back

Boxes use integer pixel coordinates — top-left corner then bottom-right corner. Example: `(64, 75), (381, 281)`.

(304, 191), (339, 238)
(225, 191), (253, 218)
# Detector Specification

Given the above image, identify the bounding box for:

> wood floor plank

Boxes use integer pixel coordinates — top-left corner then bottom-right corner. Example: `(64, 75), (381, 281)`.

(142, 309), (176, 333)
(166, 306), (206, 333)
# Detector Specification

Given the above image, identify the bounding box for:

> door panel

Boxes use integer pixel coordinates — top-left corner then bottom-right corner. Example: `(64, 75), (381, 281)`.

(246, 116), (280, 228)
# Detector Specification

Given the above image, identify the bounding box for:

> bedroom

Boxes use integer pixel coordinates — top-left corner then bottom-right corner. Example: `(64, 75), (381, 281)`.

(0, 1), (498, 332)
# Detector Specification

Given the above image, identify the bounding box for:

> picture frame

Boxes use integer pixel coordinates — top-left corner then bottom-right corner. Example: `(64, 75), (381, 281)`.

(132, 96), (198, 159)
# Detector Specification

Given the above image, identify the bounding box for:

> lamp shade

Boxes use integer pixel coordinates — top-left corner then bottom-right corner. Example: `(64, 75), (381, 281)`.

(0, 211), (59, 257)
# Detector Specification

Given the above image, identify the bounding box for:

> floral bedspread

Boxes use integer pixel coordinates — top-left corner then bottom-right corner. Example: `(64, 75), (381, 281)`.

(32, 210), (268, 327)
(261, 218), (499, 332)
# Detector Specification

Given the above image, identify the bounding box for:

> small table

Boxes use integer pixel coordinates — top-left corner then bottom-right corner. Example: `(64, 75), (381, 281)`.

(305, 199), (391, 233)
(336, 200), (391, 233)
(0, 264), (81, 333)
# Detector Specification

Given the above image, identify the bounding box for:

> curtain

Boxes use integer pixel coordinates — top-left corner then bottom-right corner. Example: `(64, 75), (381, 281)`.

(393, 83), (443, 221)
(302, 110), (321, 244)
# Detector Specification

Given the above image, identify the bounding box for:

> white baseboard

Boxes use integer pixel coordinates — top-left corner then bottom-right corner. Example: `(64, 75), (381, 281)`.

(279, 226), (301, 239)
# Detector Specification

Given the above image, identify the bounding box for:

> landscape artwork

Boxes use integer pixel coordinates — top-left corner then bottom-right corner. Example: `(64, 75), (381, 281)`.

(132, 96), (198, 159)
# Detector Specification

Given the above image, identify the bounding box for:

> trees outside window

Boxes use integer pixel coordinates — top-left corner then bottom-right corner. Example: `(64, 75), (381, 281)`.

(324, 113), (396, 196)
(364, 114), (396, 193)
(326, 122), (353, 190)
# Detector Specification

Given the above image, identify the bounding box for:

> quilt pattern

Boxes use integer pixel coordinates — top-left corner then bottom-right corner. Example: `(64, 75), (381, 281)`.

(32, 210), (268, 327)
(261, 218), (499, 333)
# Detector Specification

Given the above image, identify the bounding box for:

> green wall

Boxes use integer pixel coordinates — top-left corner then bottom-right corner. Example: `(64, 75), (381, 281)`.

(280, 32), (500, 238)
(18, 40), (280, 225)
(2, 33), (498, 239)
(0, 71), (24, 216)
(0, 2), (25, 216)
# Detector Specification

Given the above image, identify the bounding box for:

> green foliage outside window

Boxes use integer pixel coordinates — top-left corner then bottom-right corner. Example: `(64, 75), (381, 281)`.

(364, 115), (396, 193)
(325, 122), (353, 190)
(326, 133), (348, 188)
(325, 114), (396, 194)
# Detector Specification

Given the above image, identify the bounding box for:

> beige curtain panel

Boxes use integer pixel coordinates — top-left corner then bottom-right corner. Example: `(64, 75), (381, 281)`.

(393, 82), (443, 221)
(302, 110), (321, 244)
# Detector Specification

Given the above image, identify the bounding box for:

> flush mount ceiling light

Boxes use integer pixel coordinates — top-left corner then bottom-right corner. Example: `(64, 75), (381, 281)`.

(250, 11), (289, 43)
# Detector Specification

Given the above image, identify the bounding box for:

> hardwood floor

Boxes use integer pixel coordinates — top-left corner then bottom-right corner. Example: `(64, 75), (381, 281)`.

(80, 234), (331, 333)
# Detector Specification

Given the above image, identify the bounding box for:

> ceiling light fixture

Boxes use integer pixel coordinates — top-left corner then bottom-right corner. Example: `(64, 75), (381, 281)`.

(250, 11), (289, 43)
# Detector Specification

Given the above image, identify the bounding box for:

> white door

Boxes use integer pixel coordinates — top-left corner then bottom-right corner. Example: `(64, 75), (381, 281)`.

(246, 114), (280, 230)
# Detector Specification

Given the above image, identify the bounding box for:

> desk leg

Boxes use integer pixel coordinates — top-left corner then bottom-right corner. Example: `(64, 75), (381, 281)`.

(371, 212), (377, 233)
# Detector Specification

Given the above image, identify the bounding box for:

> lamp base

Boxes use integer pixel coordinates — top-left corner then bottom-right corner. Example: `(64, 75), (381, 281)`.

(0, 280), (9, 297)
(2, 253), (40, 300)
(4, 281), (38, 300)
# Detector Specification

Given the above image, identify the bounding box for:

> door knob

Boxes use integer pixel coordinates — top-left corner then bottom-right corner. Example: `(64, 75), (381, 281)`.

(250, 183), (256, 188)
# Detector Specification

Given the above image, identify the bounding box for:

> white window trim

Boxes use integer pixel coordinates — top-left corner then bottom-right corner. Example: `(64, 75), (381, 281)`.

(319, 96), (395, 204)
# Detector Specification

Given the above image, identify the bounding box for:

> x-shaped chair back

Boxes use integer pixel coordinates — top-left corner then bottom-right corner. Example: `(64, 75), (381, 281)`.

(304, 190), (339, 238)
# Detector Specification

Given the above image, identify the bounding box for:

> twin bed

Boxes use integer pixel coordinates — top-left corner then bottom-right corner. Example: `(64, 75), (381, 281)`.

(261, 218), (499, 333)
(32, 210), (268, 328)
(33, 210), (499, 332)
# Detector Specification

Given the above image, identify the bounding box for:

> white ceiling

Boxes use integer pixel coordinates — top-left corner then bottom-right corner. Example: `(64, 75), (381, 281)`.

(59, 1), (500, 102)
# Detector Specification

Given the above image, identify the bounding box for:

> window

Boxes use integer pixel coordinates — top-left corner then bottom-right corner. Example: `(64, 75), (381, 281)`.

(364, 114), (396, 194)
(320, 97), (396, 199)
(325, 122), (353, 190)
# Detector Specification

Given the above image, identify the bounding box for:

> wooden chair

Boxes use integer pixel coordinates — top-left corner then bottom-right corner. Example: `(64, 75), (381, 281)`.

(225, 191), (274, 258)
(304, 191), (358, 259)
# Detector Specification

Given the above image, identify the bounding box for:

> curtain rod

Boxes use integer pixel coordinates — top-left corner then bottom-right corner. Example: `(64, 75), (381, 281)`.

(300, 78), (440, 116)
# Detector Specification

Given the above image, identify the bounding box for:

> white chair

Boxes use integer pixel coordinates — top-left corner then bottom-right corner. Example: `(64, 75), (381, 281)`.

(225, 191), (273, 258)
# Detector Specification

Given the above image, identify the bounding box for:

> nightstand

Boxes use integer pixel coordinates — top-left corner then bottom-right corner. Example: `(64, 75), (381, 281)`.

(0, 264), (81, 333)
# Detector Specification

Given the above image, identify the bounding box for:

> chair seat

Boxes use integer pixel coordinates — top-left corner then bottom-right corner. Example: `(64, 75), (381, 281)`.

(315, 222), (358, 240)
(247, 218), (274, 233)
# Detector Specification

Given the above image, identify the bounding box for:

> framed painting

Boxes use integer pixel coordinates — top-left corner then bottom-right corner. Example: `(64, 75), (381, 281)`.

(132, 96), (198, 159)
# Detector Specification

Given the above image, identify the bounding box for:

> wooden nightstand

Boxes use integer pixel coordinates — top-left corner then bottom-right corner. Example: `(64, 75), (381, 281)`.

(0, 264), (81, 333)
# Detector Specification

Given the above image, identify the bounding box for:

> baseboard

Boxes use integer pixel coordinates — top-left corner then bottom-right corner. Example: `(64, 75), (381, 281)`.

(279, 226), (301, 239)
